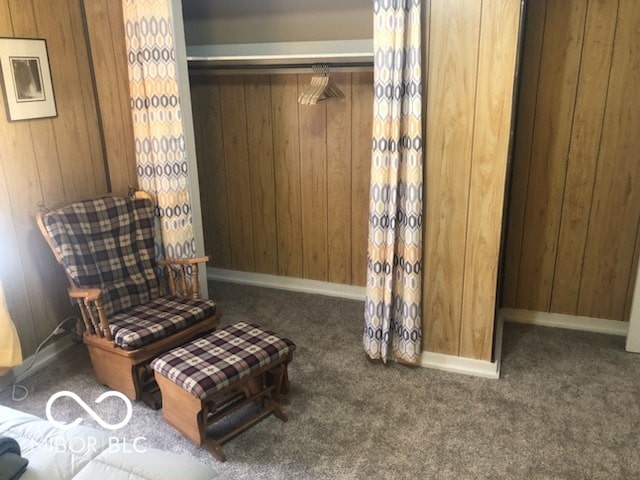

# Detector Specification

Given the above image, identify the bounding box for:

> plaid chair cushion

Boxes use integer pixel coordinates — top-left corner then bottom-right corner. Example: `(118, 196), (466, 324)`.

(43, 196), (159, 317)
(109, 295), (217, 350)
(150, 322), (296, 399)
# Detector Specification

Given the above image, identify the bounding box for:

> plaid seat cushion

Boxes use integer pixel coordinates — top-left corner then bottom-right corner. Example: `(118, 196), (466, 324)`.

(109, 295), (217, 350)
(150, 322), (296, 399)
(43, 196), (159, 317)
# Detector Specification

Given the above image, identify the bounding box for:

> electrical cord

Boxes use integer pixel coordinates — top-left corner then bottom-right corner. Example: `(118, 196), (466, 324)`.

(3, 316), (80, 402)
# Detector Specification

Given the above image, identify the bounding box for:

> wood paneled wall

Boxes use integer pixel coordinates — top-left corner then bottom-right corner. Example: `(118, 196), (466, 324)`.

(423, 0), (522, 359)
(0, 0), (134, 357)
(502, 0), (640, 322)
(190, 72), (372, 286)
(83, 0), (137, 196)
(191, 0), (522, 360)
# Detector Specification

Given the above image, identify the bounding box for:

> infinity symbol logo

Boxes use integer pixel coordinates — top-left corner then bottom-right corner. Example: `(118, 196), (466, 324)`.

(45, 391), (133, 431)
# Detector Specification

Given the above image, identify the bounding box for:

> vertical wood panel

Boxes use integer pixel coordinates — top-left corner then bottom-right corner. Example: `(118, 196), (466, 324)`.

(350, 72), (373, 286)
(501, 0), (547, 307)
(507, 0), (640, 323)
(245, 75), (279, 275)
(33, 0), (97, 201)
(423, 0), (481, 356)
(67, 0), (107, 196)
(578, 0), (640, 320)
(298, 74), (328, 281)
(271, 75), (303, 278)
(83, 0), (136, 196)
(108, 0), (138, 192)
(550, 0), (618, 315)
(460, 0), (521, 360)
(219, 75), (255, 272)
(514, 0), (587, 311)
(190, 75), (232, 269)
(326, 73), (353, 285)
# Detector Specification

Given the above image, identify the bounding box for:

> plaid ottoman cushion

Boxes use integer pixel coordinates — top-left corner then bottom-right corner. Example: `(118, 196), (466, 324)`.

(109, 295), (217, 350)
(150, 322), (296, 399)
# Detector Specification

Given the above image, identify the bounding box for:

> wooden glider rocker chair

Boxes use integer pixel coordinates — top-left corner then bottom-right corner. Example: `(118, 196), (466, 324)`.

(36, 193), (221, 408)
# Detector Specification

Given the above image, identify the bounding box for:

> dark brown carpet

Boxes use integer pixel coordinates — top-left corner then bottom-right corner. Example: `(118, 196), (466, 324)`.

(1, 281), (639, 479)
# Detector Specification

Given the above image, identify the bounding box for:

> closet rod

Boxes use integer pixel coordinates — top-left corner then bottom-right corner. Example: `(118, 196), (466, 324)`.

(186, 39), (373, 75)
(188, 62), (373, 76)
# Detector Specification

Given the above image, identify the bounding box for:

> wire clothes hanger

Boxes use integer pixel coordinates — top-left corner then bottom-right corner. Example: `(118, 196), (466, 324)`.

(298, 64), (345, 105)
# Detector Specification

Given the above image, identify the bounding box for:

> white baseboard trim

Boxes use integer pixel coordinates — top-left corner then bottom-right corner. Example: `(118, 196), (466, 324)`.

(419, 315), (502, 379)
(0, 335), (76, 391)
(501, 308), (629, 336)
(207, 268), (366, 301)
(209, 268), (502, 378)
(419, 349), (500, 379)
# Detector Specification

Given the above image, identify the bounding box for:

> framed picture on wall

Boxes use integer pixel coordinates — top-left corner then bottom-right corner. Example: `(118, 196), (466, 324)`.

(0, 37), (57, 121)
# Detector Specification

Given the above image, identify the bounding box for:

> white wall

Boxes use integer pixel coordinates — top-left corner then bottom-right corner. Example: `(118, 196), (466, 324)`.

(181, 0), (372, 45)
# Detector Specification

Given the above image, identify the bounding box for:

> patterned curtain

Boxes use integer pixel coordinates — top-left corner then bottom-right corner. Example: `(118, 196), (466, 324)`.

(122, 0), (196, 260)
(363, 0), (423, 363)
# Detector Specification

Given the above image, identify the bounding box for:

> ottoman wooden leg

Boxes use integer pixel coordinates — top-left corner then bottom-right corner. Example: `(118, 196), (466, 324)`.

(155, 374), (205, 446)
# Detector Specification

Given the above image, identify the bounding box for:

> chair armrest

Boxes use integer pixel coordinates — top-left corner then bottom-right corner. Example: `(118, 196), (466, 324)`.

(158, 256), (210, 266)
(67, 287), (112, 341)
(158, 257), (209, 299)
(68, 287), (102, 302)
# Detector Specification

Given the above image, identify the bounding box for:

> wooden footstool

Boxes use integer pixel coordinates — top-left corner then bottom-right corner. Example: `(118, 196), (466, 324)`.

(150, 321), (296, 461)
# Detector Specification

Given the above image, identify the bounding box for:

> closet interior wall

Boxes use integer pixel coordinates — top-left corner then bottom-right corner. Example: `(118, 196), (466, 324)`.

(190, 0), (523, 361)
(190, 72), (373, 286)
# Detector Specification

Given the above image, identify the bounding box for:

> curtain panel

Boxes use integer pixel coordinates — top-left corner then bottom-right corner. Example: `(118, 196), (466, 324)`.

(122, 0), (196, 260)
(363, 0), (423, 363)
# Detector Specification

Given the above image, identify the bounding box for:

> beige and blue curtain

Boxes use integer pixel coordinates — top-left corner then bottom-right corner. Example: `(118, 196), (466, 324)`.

(363, 0), (423, 363)
(122, 0), (196, 260)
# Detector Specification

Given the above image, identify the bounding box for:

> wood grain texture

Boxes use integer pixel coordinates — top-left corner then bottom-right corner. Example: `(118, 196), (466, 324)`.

(271, 75), (303, 278)
(83, 0), (136, 195)
(550, 0), (618, 315)
(219, 75), (255, 272)
(298, 74), (329, 281)
(515, 0), (587, 312)
(33, 0), (97, 201)
(350, 72), (373, 286)
(9, 0), (66, 207)
(8, 0), (73, 346)
(460, 0), (521, 360)
(67, 0), (107, 196)
(423, 0), (481, 356)
(244, 75), (279, 275)
(577, 0), (640, 320)
(326, 73), (353, 285)
(0, 0), (111, 357)
(192, 73), (372, 286)
(501, 0), (547, 308)
(190, 75), (232, 269)
(504, 0), (640, 322)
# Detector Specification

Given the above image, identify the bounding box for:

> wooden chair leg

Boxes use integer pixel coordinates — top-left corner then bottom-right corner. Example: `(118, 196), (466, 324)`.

(204, 440), (226, 462)
(267, 399), (288, 422)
